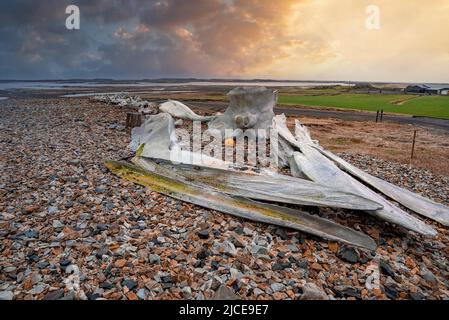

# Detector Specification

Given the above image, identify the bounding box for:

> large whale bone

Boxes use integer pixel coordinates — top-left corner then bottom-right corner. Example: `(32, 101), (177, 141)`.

(273, 114), (437, 237)
(159, 100), (215, 122)
(129, 112), (235, 169)
(133, 157), (383, 211)
(105, 160), (376, 250)
(294, 120), (449, 227)
(208, 87), (277, 134)
(128, 112), (179, 154)
(129, 113), (382, 212)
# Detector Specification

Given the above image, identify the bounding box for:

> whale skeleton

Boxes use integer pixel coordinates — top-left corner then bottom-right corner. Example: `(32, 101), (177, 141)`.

(104, 87), (449, 250)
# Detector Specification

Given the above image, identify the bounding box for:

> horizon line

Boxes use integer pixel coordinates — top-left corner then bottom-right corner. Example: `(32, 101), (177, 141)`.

(0, 78), (448, 85)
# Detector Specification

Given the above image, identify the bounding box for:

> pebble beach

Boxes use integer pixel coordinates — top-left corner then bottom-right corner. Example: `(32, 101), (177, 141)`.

(0, 98), (448, 301)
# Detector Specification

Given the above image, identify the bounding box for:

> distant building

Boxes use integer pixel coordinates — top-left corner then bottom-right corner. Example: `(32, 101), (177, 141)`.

(405, 84), (449, 95)
(404, 85), (427, 93)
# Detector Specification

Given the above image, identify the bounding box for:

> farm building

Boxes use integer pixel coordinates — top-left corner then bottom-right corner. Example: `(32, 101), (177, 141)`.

(405, 84), (449, 95)
(405, 85), (427, 93)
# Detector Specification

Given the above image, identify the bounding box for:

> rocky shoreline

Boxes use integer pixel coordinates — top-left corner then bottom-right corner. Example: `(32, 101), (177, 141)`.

(0, 98), (448, 300)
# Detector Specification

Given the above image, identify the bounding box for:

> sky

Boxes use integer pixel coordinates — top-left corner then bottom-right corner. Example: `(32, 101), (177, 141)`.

(0, 0), (448, 82)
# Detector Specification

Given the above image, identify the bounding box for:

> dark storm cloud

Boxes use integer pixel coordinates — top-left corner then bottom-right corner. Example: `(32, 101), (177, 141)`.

(0, 0), (300, 79)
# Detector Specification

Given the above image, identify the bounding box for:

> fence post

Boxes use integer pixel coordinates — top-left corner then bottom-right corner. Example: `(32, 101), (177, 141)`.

(126, 112), (143, 133)
(410, 130), (417, 161)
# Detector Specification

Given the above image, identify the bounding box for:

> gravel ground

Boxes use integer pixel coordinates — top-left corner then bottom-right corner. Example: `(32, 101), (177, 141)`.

(0, 98), (448, 300)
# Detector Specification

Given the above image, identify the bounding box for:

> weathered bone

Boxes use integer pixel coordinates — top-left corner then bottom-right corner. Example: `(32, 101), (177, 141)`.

(106, 159), (377, 250)
(297, 126), (449, 227)
(116, 88), (445, 249)
(130, 114), (381, 211)
(129, 113), (179, 157)
(129, 113), (234, 169)
(273, 114), (437, 236)
(159, 100), (215, 122)
(93, 93), (151, 108)
(133, 157), (383, 211)
(208, 87), (276, 134)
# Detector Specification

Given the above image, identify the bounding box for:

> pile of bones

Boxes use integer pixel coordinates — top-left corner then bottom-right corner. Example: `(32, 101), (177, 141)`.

(102, 87), (449, 251)
(92, 93), (158, 113)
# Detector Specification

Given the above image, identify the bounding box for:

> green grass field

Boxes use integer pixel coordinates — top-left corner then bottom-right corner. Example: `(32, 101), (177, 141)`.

(278, 94), (449, 119)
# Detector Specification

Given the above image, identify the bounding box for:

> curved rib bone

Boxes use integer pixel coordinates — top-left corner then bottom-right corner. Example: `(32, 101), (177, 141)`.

(294, 119), (449, 226)
(313, 144), (449, 227)
(273, 114), (437, 236)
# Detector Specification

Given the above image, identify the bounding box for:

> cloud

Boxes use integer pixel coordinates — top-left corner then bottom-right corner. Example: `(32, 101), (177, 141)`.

(86, 0), (303, 78)
(0, 0), (448, 82)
